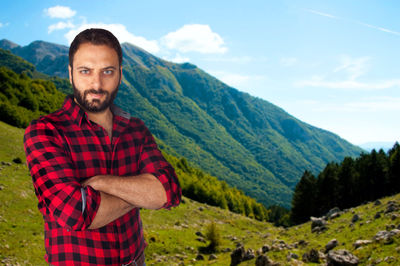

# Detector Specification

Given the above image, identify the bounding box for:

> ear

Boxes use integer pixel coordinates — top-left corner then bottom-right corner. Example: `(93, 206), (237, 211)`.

(68, 65), (73, 84)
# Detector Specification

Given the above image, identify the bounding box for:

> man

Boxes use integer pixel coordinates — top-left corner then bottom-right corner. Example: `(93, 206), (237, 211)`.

(24, 28), (181, 265)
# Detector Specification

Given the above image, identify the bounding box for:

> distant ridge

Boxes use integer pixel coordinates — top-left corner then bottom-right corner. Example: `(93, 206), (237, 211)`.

(0, 39), (364, 207)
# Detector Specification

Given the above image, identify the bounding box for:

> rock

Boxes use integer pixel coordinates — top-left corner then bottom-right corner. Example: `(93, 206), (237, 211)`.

(230, 246), (245, 266)
(297, 240), (308, 247)
(325, 239), (339, 253)
(196, 237), (206, 243)
(209, 254), (217, 260)
(198, 207), (204, 211)
(353, 240), (372, 249)
(311, 217), (326, 228)
(261, 244), (271, 253)
(195, 254), (204, 261)
(374, 200), (382, 206)
(351, 214), (360, 223)
(287, 252), (299, 260)
(222, 247), (232, 253)
(243, 248), (255, 260)
(374, 211), (382, 219)
(302, 248), (320, 263)
(373, 229), (400, 242)
(386, 201), (399, 213)
(326, 207), (341, 219)
(311, 217), (327, 233)
(195, 231), (204, 237)
(327, 249), (359, 265)
(256, 255), (279, 266)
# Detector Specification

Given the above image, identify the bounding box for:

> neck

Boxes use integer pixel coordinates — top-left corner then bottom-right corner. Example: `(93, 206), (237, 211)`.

(86, 108), (113, 128)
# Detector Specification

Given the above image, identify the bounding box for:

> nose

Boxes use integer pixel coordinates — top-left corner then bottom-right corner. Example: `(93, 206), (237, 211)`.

(91, 71), (102, 90)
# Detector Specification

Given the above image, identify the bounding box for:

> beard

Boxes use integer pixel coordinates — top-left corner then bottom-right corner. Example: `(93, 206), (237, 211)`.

(72, 75), (119, 113)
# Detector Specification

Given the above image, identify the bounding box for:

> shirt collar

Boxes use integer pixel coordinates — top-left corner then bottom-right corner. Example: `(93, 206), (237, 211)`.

(62, 95), (131, 127)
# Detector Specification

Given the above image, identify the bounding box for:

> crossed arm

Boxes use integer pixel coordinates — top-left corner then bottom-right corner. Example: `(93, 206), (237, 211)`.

(82, 173), (167, 229)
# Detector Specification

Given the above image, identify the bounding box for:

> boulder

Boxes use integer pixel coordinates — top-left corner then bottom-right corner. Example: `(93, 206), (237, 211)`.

(325, 239), (339, 253)
(327, 249), (359, 265)
(195, 254), (204, 261)
(302, 248), (320, 263)
(353, 240), (372, 249)
(374, 200), (382, 206)
(311, 217), (327, 233)
(287, 252), (299, 260)
(230, 246), (245, 266)
(255, 255), (279, 266)
(243, 248), (255, 260)
(326, 207), (341, 219)
(209, 254), (217, 260)
(351, 214), (360, 223)
(261, 244), (271, 253)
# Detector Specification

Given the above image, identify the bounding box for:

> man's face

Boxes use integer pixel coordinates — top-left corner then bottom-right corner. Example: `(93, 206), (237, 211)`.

(69, 43), (122, 113)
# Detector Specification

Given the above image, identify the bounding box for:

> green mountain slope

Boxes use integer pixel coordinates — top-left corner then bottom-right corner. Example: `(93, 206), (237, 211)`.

(0, 39), (364, 207)
(1, 122), (400, 265)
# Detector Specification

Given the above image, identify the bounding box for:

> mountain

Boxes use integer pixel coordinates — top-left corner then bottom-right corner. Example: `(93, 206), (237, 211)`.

(0, 39), (364, 208)
(359, 141), (396, 153)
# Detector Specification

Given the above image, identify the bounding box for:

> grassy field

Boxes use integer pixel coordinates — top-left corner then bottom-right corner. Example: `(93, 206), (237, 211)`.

(1, 120), (400, 265)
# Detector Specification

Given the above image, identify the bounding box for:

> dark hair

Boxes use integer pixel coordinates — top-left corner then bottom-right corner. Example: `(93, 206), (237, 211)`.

(69, 28), (123, 67)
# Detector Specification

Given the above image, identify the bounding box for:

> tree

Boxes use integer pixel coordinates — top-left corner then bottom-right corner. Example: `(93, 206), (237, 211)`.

(291, 170), (317, 224)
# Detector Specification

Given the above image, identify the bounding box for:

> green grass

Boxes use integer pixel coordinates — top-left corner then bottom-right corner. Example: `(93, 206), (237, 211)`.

(1, 120), (400, 265)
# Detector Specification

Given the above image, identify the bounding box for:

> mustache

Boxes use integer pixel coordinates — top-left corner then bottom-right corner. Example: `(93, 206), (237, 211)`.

(84, 89), (108, 96)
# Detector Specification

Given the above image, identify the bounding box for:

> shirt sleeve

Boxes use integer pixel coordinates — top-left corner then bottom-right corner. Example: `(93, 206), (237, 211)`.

(24, 119), (101, 230)
(137, 120), (182, 209)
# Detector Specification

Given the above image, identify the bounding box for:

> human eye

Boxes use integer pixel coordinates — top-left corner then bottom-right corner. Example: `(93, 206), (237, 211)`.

(103, 69), (114, 75)
(79, 69), (90, 74)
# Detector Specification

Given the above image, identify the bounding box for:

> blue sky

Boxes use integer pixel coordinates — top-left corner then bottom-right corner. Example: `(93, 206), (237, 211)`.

(1, 0), (399, 146)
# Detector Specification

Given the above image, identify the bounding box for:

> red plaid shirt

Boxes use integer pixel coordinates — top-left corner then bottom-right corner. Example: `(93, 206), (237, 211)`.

(24, 95), (181, 265)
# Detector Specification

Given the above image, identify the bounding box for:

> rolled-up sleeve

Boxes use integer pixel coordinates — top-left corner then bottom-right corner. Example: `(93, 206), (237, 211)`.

(138, 121), (182, 209)
(24, 119), (101, 230)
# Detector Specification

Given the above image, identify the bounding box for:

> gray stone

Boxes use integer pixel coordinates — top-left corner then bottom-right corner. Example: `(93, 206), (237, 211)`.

(325, 239), (339, 253)
(327, 249), (359, 265)
(195, 231), (204, 237)
(261, 244), (270, 253)
(195, 254), (204, 261)
(302, 248), (320, 263)
(353, 240), (372, 249)
(326, 207), (341, 219)
(374, 211), (382, 219)
(209, 254), (217, 260)
(351, 214), (360, 223)
(374, 200), (382, 206)
(243, 248), (255, 260)
(230, 246), (245, 266)
(287, 252), (299, 260)
(255, 255), (280, 266)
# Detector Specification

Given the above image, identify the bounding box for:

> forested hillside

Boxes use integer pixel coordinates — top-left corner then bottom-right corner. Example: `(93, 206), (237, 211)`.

(291, 143), (400, 224)
(0, 53), (270, 222)
(0, 39), (364, 208)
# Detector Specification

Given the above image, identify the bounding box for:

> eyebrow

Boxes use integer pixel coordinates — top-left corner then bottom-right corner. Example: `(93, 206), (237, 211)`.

(76, 66), (117, 70)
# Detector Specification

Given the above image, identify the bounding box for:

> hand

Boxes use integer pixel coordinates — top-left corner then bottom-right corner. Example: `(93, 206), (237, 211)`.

(81, 175), (104, 190)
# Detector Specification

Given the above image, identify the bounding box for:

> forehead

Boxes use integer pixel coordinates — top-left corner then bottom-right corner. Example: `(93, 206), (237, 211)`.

(72, 43), (119, 67)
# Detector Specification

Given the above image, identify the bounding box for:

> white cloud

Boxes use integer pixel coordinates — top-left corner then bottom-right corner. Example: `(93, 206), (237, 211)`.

(295, 76), (400, 90)
(161, 24), (227, 54)
(48, 21), (74, 34)
(203, 56), (255, 63)
(163, 53), (190, 63)
(44, 6), (76, 19)
(280, 57), (298, 67)
(65, 23), (160, 53)
(303, 97), (400, 113)
(333, 55), (370, 80)
(294, 55), (400, 90)
(210, 70), (265, 89)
